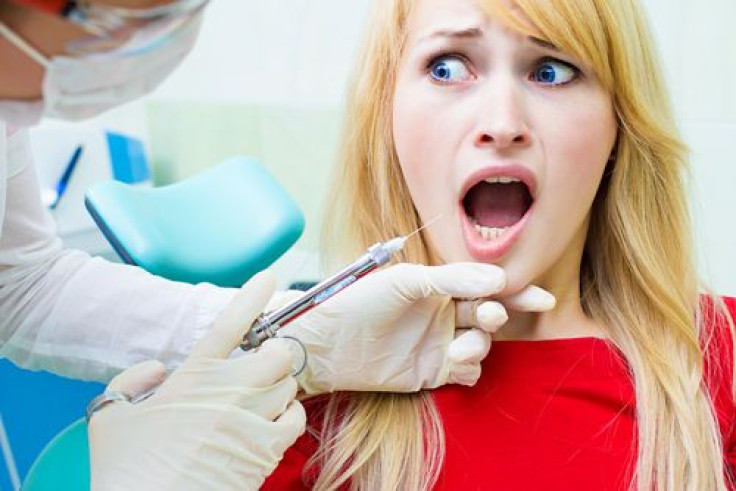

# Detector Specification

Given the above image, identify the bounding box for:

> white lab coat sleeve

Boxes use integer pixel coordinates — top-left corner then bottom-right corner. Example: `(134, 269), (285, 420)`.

(0, 130), (237, 382)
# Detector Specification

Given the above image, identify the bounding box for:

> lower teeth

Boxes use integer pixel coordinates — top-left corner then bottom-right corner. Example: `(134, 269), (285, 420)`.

(473, 223), (508, 240)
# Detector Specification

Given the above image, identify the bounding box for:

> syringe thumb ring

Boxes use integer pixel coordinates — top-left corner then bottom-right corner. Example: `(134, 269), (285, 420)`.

(237, 330), (307, 376)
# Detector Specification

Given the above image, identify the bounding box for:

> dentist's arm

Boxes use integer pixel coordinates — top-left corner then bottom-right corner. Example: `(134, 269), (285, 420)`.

(0, 130), (236, 382)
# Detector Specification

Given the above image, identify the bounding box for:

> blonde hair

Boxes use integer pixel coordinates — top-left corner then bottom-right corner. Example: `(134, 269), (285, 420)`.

(308, 0), (734, 489)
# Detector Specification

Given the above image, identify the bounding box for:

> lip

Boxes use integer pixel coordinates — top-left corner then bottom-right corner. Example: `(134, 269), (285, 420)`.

(459, 164), (538, 200)
(458, 164), (537, 262)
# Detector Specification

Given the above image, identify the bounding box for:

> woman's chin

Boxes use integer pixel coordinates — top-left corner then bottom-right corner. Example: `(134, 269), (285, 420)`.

(431, 241), (546, 296)
(496, 261), (543, 297)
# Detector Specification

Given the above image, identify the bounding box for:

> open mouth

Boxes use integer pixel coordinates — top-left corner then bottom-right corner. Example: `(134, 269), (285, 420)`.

(459, 167), (536, 260)
(463, 177), (533, 237)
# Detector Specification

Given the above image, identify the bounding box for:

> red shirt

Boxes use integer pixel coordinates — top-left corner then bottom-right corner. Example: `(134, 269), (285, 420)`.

(264, 297), (736, 490)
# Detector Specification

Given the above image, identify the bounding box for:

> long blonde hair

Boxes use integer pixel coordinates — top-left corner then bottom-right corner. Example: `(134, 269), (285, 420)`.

(310, 0), (733, 489)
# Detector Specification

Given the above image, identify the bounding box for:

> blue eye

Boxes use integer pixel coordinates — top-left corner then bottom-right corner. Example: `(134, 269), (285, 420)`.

(532, 60), (578, 86)
(428, 56), (472, 83)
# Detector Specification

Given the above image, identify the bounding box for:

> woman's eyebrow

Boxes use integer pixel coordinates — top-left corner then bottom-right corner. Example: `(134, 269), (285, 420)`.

(527, 36), (560, 51)
(414, 25), (484, 45)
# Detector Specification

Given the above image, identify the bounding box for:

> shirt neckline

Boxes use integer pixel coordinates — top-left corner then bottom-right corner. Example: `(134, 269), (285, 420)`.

(475, 336), (630, 382)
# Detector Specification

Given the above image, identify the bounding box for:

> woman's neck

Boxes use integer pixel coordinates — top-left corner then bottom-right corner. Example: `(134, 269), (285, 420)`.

(495, 228), (607, 342)
(495, 291), (606, 341)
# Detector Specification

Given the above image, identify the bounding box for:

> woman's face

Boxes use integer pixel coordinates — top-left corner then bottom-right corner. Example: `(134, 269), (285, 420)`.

(392, 0), (617, 294)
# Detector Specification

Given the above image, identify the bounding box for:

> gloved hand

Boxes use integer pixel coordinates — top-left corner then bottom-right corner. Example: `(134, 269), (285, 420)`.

(88, 271), (305, 491)
(268, 262), (555, 394)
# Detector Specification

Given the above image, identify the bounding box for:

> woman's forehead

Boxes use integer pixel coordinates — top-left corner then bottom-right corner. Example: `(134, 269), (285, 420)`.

(404, 0), (484, 39)
(403, 0), (541, 45)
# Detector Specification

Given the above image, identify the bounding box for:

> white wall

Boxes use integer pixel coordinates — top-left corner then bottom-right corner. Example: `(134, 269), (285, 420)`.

(151, 0), (372, 108)
(640, 0), (736, 295)
(88, 0), (735, 293)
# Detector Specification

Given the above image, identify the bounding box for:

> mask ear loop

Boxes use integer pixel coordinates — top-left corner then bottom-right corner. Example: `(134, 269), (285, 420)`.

(0, 21), (52, 68)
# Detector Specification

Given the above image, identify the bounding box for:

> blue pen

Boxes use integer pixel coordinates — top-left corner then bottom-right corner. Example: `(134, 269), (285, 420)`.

(49, 145), (83, 210)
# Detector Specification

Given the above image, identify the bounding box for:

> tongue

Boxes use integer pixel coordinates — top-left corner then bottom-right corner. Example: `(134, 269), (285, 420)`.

(464, 181), (529, 228)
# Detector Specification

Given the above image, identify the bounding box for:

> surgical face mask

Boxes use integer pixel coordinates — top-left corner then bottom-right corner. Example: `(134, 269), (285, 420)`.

(0, 13), (201, 126)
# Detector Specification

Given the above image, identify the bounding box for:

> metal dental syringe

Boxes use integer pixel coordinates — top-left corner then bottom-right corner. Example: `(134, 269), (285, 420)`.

(240, 217), (441, 351)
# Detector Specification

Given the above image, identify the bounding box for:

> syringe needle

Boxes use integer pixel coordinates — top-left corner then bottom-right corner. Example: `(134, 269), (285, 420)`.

(405, 214), (444, 240)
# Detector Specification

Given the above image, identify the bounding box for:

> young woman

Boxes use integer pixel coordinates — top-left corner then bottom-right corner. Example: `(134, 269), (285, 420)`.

(263, 0), (736, 488)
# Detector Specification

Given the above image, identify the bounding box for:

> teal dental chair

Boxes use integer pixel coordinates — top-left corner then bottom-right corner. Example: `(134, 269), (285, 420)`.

(20, 156), (304, 490)
(85, 155), (305, 287)
(21, 420), (89, 491)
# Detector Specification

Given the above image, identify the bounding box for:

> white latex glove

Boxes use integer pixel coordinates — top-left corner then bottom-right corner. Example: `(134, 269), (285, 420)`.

(268, 263), (555, 394)
(88, 271), (305, 491)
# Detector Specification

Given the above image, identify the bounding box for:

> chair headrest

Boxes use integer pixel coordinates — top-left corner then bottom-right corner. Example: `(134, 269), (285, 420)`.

(85, 156), (304, 287)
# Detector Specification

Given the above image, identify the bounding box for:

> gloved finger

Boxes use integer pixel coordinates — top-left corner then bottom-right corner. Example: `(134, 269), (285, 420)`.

(260, 336), (307, 379)
(272, 400), (307, 443)
(448, 328), (491, 365)
(190, 270), (277, 360)
(501, 285), (556, 312)
(390, 263), (506, 301)
(242, 400), (307, 461)
(234, 338), (296, 388)
(106, 360), (167, 396)
(475, 301), (509, 333)
(233, 375), (299, 421)
(447, 362), (482, 386)
(455, 300), (508, 333)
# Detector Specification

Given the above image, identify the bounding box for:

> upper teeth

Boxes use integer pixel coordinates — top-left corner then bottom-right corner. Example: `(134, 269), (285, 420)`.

(485, 176), (520, 184)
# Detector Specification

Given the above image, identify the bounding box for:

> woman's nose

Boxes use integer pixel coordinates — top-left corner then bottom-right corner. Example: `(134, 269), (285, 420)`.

(473, 78), (532, 150)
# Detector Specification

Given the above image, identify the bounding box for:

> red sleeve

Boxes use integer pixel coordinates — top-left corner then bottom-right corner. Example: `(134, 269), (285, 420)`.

(701, 296), (736, 485)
